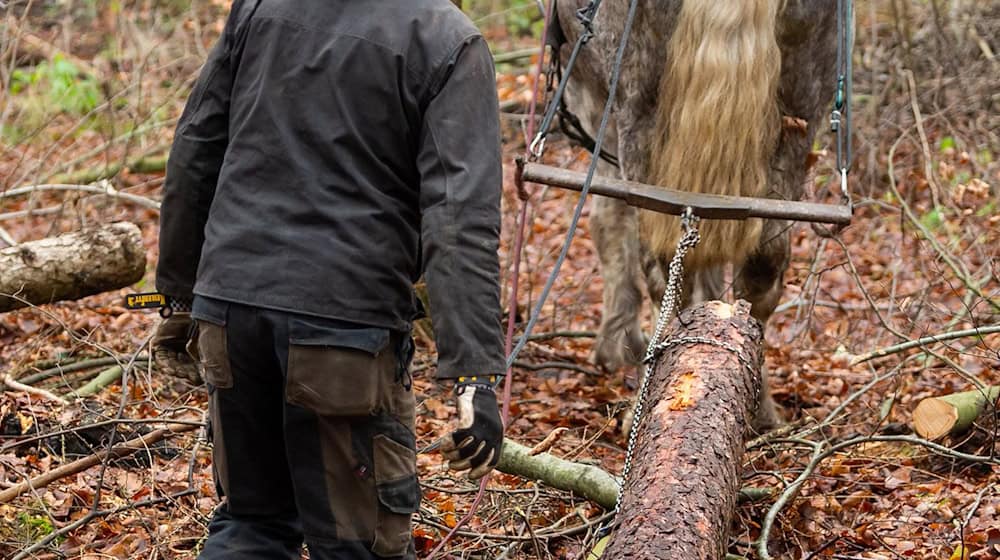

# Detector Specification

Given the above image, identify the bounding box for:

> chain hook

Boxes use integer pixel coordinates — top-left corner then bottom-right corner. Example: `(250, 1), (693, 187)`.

(528, 133), (547, 160)
(680, 206), (698, 233)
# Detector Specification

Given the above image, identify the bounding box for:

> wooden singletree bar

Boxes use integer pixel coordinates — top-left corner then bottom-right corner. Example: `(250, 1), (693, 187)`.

(519, 162), (853, 225)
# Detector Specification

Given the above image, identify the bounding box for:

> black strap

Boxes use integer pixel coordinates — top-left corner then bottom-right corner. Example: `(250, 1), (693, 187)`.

(540, 0), (621, 168)
(558, 100), (621, 167)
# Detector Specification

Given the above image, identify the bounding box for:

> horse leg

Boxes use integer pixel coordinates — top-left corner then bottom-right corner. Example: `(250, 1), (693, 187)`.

(592, 194), (647, 371)
(735, 220), (791, 431)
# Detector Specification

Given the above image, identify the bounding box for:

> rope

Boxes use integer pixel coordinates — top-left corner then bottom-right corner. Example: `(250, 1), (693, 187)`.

(833, 0), (854, 208)
(501, 0), (640, 379)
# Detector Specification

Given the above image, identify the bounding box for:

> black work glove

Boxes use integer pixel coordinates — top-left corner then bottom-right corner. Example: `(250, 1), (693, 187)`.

(151, 311), (202, 384)
(440, 377), (503, 480)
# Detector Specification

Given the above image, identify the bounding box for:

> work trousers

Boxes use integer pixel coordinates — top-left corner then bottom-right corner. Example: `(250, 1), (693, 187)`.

(191, 297), (419, 560)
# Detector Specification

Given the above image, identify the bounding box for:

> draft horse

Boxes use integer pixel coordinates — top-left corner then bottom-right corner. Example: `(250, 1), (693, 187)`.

(556, 0), (843, 429)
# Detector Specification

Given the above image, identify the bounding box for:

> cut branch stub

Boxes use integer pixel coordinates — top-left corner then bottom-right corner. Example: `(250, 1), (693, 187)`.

(912, 386), (1000, 441)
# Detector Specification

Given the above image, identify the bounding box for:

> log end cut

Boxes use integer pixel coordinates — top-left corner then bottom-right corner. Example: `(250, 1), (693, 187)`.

(912, 398), (959, 441)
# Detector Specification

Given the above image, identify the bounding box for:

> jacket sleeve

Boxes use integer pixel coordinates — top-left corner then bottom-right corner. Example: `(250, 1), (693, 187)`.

(156, 4), (245, 300)
(417, 35), (505, 379)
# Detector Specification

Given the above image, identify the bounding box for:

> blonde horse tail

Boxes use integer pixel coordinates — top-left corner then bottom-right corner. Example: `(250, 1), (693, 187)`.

(642, 0), (782, 267)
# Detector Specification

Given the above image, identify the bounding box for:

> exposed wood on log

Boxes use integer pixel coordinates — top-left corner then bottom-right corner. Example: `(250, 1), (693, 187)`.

(603, 300), (764, 560)
(0, 222), (145, 314)
(519, 161), (853, 225)
(912, 386), (1000, 440)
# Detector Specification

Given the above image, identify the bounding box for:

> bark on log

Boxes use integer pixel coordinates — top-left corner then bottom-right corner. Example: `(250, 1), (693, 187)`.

(603, 300), (764, 560)
(0, 222), (146, 313)
(912, 386), (1000, 440)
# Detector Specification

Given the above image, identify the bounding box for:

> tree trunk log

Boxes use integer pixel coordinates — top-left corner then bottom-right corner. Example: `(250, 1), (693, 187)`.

(0, 222), (146, 313)
(603, 300), (764, 560)
(912, 386), (1000, 440)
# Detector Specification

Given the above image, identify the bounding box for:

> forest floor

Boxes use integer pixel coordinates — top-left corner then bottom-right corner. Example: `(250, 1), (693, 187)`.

(1, 1), (999, 559)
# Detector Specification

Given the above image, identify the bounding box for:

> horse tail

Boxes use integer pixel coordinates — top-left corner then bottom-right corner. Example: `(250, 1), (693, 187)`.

(642, 0), (782, 267)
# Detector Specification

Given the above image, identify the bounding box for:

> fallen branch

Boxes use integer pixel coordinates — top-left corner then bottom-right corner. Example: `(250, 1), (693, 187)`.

(497, 439), (619, 509)
(493, 47), (538, 65)
(0, 421), (199, 504)
(850, 324), (1000, 366)
(0, 181), (161, 211)
(5, 19), (100, 77)
(72, 366), (127, 398)
(0, 222), (146, 313)
(47, 155), (168, 186)
(513, 360), (601, 377)
(15, 356), (149, 386)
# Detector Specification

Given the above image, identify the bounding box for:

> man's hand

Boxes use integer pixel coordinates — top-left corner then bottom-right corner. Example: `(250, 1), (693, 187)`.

(151, 312), (202, 383)
(440, 379), (503, 480)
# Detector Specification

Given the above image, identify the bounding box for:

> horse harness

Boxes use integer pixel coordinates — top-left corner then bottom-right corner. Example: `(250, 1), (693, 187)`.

(538, 0), (854, 210)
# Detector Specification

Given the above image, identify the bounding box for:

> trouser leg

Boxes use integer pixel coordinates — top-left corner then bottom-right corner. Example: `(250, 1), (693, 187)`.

(275, 323), (419, 560)
(195, 301), (302, 560)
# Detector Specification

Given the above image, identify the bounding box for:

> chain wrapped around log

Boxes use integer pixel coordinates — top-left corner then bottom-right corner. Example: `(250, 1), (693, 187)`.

(518, 160), (853, 225)
(603, 300), (764, 559)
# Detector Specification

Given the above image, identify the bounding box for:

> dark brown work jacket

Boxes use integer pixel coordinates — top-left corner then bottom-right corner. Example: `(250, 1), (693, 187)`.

(156, 0), (505, 378)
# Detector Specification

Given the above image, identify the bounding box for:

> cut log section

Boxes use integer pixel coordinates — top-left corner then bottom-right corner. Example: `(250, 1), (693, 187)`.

(0, 222), (146, 313)
(603, 300), (764, 560)
(912, 386), (1000, 441)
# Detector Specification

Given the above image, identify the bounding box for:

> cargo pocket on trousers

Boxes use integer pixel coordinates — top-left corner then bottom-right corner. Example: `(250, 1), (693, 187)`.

(195, 320), (233, 389)
(285, 320), (392, 416)
(372, 434), (420, 557)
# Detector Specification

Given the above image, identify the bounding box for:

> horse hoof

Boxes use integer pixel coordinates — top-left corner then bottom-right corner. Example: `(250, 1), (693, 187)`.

(592, 336), (626, 372)
(751, 397), (786, 433)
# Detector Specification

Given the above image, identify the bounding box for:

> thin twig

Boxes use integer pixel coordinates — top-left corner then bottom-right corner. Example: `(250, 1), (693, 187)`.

(886, 135), (1000, 312)
(850, 325), (1000, 366)
(900, 67), (943, 210)
(756, 433), (1000, 560)
(0, 182), (161, 210)
(2, 375), (67, 404)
